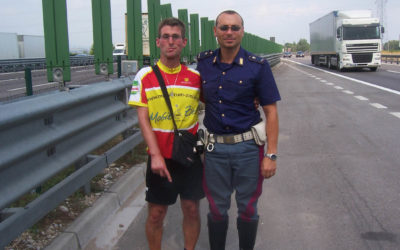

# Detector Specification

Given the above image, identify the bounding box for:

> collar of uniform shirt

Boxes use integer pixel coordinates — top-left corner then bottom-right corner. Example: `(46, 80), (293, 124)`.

(213, 47), (245, 67)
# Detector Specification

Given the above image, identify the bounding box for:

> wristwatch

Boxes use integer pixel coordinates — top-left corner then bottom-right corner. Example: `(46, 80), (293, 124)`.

(264, 153), (278, 161)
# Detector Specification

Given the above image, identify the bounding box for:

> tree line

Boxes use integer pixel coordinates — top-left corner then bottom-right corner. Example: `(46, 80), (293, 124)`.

(383, 40), (400, 51)
(284, 39), (310, 52)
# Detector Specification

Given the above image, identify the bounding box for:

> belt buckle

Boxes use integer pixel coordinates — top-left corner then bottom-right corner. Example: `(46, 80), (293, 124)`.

(224, 136), (236, 144)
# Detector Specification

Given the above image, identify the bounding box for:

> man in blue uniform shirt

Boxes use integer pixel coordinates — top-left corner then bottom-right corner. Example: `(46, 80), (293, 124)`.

(196, 10), (281, 250)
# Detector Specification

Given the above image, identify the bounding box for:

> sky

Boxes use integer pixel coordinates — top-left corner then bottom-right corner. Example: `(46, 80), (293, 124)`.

(0, 0), (399, 51)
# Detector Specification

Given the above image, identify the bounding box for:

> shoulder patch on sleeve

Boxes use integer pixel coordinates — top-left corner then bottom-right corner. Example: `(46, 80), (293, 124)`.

(197, 50), (214, 61)
(248, 55), (267, 64)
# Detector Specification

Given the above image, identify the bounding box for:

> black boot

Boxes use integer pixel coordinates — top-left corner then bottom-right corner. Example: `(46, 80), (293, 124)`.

(208, 214), (228, 250)
(237, 218), (259, 250)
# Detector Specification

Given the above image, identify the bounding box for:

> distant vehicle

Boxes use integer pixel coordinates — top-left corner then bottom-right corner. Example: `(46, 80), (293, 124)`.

(283, 52), (292, 58)
(73, 53), (88, 57)
(296, 51), (305, 57)
(310, 10), (383, 71)
(113, 43), (126, 56)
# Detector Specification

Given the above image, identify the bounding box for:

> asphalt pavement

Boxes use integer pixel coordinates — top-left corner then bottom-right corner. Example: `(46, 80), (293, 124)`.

(46, 60), (400, 250)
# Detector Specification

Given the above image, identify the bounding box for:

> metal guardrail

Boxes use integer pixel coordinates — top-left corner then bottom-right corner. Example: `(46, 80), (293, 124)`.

(0, 53), (280, 247)
(261, 53), (282, 67)
(382, 54), (400, 64)
(0, 54), (278, 74)
(0, 55), (127, 73)
(0, 78), (142, 247)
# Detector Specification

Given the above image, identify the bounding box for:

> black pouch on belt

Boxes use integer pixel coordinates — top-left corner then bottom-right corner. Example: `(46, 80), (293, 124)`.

(172, 130), (201, 167)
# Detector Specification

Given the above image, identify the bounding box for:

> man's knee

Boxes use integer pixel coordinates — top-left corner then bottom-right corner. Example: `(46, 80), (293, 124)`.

(147, 204), (168, 225)
(181, 200), (200, 219)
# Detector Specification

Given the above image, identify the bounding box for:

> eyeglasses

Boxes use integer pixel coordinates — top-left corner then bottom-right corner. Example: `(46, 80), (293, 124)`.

(218, 25), (242, 32)
(160, 34), (182, 40)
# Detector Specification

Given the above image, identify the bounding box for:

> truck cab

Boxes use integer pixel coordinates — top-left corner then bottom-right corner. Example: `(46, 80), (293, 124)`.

(310, 10), (383, 72)
(113, 43), (126, 56)
(335, 16), (383, 71)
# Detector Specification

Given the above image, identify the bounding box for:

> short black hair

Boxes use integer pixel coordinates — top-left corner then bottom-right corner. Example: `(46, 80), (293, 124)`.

(215, 10), (244, 27)
(158, 17), (186, 38)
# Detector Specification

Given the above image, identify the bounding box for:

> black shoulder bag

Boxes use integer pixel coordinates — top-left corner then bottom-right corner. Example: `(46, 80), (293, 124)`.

(152, 65), (200, 167)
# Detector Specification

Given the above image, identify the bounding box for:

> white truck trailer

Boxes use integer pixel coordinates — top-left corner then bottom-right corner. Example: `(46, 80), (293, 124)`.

(0, 32), (20, 60)
(18, 35), (45, 58)
(310, 10), (383, 71)
(0, 32), (45, 59)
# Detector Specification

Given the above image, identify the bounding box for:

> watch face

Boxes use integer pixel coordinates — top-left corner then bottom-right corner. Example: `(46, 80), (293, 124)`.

(270, 154), (277, 161)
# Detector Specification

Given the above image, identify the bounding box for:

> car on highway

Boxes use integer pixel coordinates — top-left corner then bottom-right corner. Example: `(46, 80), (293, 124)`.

(283, 52), (292, 58)
(73, 54), (89, 57)
(296, 51), (305, 57)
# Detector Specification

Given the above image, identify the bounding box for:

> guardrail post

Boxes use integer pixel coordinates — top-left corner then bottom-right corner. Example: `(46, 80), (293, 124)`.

(75, 157), (91, 195)
(24, 68), (33, 96)
(148, 0), (161, 65)
(178, 9), (189, 63)
(208, 20), (217, 49)
(160, 4), (173, 19)
(200, 17), (208, 51)
(190, 14), (200, 63)
(42, 0), (71, 83)
(92, 0), (114, 76)
(117, 55), (122, 78)
(127, 0), (143, 68)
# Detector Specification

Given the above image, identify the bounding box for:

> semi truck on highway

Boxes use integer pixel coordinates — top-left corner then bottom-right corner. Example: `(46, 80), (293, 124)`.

(0, 32), (45, 60)
(309, 10), (383, 71)
(113, 43), (126, 56)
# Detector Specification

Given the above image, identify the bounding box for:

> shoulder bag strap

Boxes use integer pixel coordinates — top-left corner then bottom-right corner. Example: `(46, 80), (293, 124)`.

(151, 65), (178, 131)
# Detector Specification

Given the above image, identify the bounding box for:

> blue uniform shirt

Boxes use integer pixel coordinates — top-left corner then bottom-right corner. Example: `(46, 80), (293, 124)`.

(196, 47), (281, 134)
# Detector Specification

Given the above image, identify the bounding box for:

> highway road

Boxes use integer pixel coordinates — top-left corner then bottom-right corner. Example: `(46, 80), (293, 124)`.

(0, 65), (119, 102)
(291, 56), (400, 92)
(1, 58), (399, 102)
(114, 59), (400, 250)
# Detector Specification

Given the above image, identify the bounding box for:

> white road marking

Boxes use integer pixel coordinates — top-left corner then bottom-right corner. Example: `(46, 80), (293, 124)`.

(287, 61), (399, 118)
(291, 61), (400, 96)
(354, 96), (369, 101)
(390, 112), (400, 119)
(370, 103), (387, 109)
(386, 70), (400, 74)
(8, 82), (55, 92)
(343, 90), (354, 94)
(0, 78), (23, 83)
(320, 80), (327, 83)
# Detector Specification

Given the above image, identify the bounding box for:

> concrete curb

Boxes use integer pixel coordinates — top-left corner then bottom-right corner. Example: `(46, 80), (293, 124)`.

(45, 163), (146, 250)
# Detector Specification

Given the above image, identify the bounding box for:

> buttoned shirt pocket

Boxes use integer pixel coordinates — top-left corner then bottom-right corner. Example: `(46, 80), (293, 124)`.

(201, 75), (220, 103)
(223, 76), (255, 104)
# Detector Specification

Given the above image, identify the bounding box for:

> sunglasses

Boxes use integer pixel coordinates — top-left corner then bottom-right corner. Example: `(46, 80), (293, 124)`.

(218, 25), (242, 32)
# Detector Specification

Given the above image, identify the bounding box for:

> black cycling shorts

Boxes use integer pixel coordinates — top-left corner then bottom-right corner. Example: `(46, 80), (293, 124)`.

(145, 156), (205, 205)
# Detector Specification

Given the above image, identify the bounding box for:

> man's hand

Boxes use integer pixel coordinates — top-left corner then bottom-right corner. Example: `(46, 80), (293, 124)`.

(260, 157), (276, 178)
(254, 97), (260, 110)
(151, 154), (172, 182)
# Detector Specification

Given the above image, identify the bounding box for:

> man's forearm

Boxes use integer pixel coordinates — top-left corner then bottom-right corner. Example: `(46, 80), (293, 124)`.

(137, 106), (162, 157)
(263, 103), (279, 153)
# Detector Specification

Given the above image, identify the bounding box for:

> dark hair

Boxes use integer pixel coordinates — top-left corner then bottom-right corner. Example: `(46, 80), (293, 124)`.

(215, 10), (244, 27)
(158, 17), (186, 38)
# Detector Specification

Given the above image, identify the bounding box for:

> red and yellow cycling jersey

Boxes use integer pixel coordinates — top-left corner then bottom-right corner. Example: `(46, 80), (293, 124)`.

(128, 61), (201, 158)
